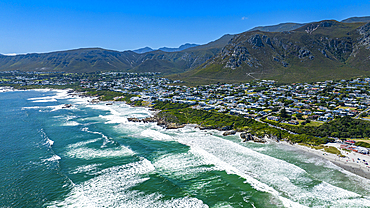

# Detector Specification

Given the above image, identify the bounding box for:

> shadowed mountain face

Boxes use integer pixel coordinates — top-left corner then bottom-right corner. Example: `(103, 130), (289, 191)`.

(177, 20), (370, 84)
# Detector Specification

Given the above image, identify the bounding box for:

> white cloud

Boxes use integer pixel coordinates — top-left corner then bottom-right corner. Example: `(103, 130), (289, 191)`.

(241, 17), (248, 20)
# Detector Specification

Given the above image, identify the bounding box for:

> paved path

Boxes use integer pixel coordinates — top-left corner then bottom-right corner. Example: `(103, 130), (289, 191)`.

(356, 107), (370, 119)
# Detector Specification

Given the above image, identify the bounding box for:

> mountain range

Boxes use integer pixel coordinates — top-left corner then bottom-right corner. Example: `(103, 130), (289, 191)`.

(133, 43), (199, 53)
(1, 16), (370, 84)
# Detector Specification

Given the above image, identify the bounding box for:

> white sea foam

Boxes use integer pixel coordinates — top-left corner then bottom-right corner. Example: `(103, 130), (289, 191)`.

(54, 115), (77, 120)
(67, 138), (101, 149)
(27, 89), (73, 105)
(65, 146), (135, 160)
(47, 98), (370, 207)
(87, 104), (113, 112)
(42, 155), (61, 162)
(40, 129), (55, 148)
(81, 127), (113, 148)
(67, 128), (135, 159)
(87, 104), (129, 124)
(46, 138), (54, 146)
(99, 114), (128, 124)
(66, 128), (135, 159)
(31, 98), (58, 103)
(54, 114), (81, 126)
(153, 150), (221, 180)
(47, 159), (208, 208)
(86, 102), (153, 125)
(143, 126), (370, 207)
(70, 164), (101, 175)
(32, 89), (51, 92)
(63, 121), (81, 126)
(22, 105), (58, 112)
(22, 106), (42, 110)
(141, 129), (173, 141)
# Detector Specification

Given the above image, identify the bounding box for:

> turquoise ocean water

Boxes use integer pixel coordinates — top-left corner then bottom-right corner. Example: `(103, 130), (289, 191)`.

(1, 89), (370, 208)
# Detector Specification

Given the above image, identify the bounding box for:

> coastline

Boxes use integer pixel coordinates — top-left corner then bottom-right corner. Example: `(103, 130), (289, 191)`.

(275, 140), (370, 180)
(6, 87), (370, 181)
(121, 97), (370, 181)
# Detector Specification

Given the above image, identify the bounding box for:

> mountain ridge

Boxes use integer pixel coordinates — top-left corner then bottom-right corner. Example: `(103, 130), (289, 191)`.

(2, 16), (370, 84)
(132, 43), (199, 54)
(175, 20), (370, 84)
(0, 36), (231, 74)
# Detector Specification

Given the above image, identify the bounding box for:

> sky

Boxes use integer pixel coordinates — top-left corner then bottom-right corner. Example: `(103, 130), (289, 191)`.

(1, 0), (370, 54)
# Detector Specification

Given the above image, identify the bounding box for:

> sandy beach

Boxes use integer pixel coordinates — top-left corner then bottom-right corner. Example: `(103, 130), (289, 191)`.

(280, 141), (370, 180)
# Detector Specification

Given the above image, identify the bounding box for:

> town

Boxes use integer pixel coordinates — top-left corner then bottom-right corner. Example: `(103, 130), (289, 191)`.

(3, 71), (370, 122)
(1, 70), (370, 154)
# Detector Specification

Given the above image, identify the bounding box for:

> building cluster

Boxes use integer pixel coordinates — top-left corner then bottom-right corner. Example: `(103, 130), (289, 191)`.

(116, 78), (370, 125)
(2, 71), (370, 125)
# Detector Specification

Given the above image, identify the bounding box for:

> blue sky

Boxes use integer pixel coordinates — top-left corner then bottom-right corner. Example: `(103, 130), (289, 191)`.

(1, 0), (369, 54)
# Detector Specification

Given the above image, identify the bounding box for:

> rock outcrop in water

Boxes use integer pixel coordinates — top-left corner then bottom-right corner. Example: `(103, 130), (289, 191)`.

(222, 130), (236, 136)
(240, 132), (266, 143)
(127, 116), (186, 129)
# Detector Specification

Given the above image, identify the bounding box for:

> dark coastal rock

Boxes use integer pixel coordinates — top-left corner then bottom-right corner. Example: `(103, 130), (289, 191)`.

(240, 132), (266, 143)
(127, 118), (141, 122)
(220, 126), (232, 131)
(223, 130), (236, 136)
(127, 116), (186, 129)
(165, 123), (186, 129)
(62, 104), (72, 108)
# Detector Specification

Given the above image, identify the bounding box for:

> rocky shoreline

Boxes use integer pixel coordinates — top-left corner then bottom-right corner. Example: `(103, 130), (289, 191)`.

(127, 115), (284, 144)
(127, 116), (186, 129)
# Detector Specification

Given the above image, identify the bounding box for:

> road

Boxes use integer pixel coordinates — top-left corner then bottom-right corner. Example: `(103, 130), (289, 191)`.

(355, 106), (370, 119)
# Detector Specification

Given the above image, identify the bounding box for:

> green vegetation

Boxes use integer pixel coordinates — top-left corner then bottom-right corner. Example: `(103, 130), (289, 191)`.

(323, 146), (343, 156)
(266, 116), (370, 139)
(153, 101), (332, 145)
(299, 144), (344, 156)
(85, 90), (124, 101)
(356, 141), (370, 148)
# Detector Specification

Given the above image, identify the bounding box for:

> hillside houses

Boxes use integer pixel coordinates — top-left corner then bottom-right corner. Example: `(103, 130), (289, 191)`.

(3, 71), (370, 125)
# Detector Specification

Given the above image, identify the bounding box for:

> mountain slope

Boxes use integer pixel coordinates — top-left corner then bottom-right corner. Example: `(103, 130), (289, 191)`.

(341, 16), (370, 23)
(0, 36), (232, 74)
(177, 20), (370, 84)
(159, 43), (199, 52)
(130, 36), (234, 74)
(249, 23), (305, 32)
(132, 47), (154, 54)
(132, 43), (199, 54)
(1, 17), (370, 84)
(0, 48), (139, 73)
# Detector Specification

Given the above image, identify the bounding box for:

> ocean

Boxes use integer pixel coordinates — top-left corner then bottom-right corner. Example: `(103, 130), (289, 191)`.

(1, 89), (370, 208)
